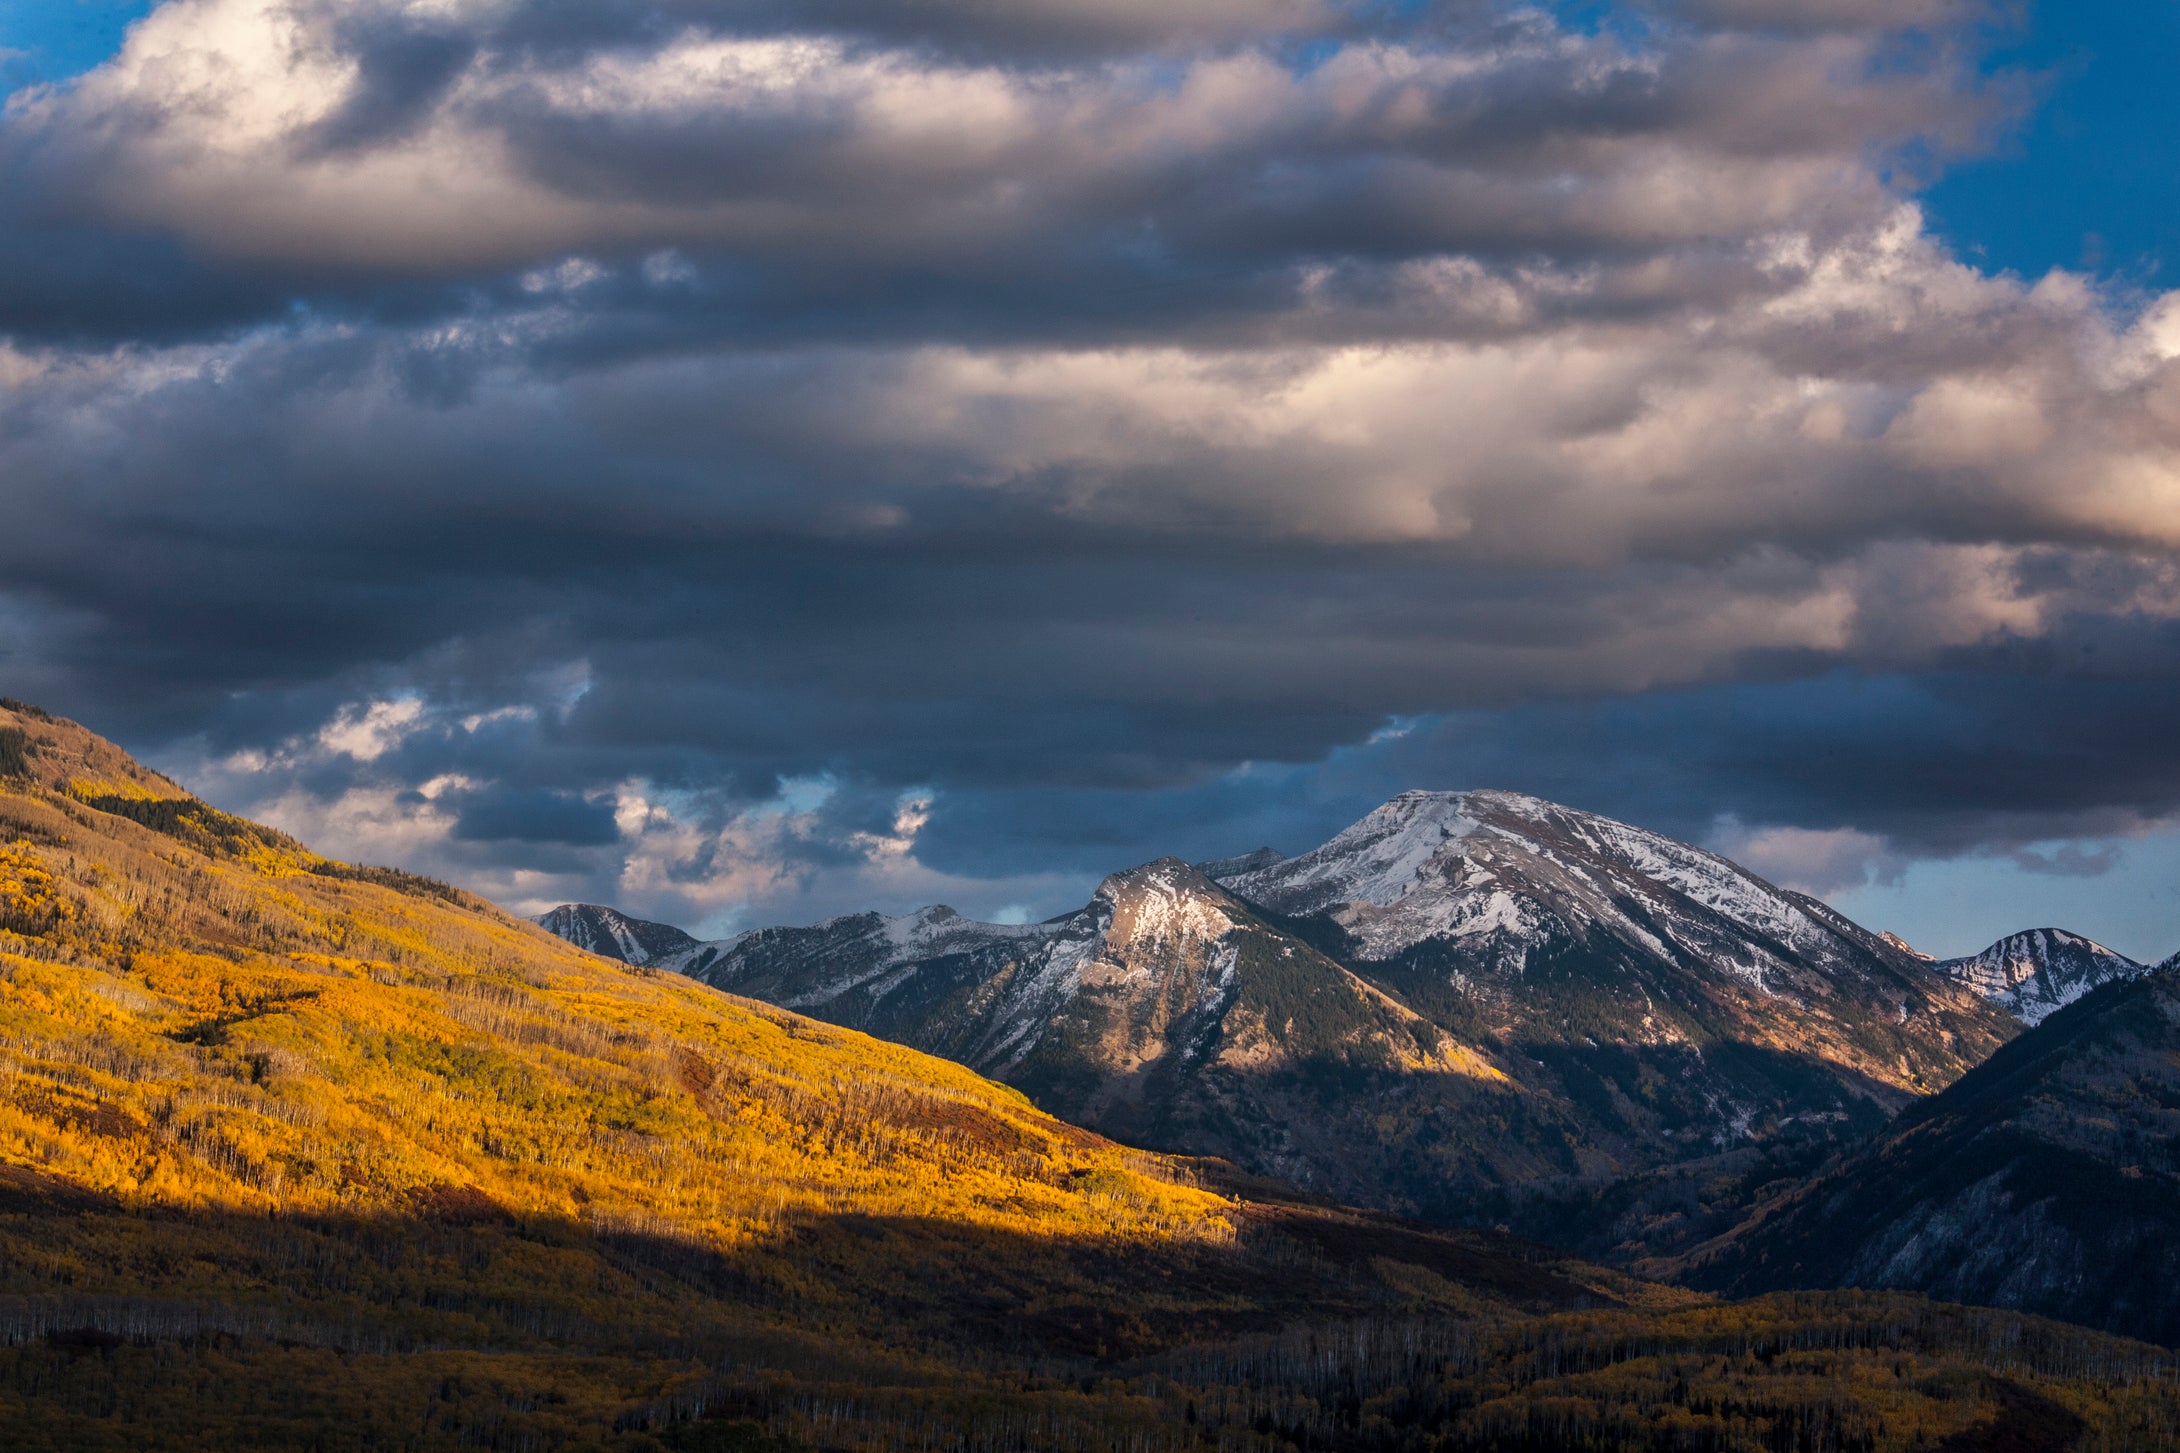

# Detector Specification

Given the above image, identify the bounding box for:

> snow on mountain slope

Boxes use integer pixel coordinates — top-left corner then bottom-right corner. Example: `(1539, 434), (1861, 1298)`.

(1222, 790), (2014, 1122)
(668, 903), (1048, 1010)
(532, 903), (698, 966)
(1193, 846), (1286, 882)
(536, 791), (2019, 1230)
(1228, 790), (1903, 992)
(1931, 929), (2147, 1025)
(661, 860), (1495, 1085)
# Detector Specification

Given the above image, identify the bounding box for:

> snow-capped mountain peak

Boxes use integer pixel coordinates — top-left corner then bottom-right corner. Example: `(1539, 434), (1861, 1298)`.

(1226, 790), (1485, 918)
(1224, 789), (1882, 990)
(532, 903), (698, 966)
(1933, 928), (2146, 1025)
(1098, 858), (1248, 952)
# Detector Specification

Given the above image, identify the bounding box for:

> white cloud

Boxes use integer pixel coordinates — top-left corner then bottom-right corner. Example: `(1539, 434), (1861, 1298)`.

(317, 697), (426, 762)
(1708, 820), (1906, 896)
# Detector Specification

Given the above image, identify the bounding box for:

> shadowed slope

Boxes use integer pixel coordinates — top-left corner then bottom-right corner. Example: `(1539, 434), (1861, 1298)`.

(1681, 966), (2180, 1346)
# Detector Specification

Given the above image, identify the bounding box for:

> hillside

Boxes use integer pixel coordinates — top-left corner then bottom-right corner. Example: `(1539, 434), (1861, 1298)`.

(0, 699), (1686, 1445)
(1681, 965), (2180, 1347)
(7, 701), (2179, 1450)
(568, 792), (2017, 1241)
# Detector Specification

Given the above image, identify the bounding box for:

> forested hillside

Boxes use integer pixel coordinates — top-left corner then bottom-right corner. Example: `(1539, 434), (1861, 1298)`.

(0, 699), (2174, 1451)
(1683, 966), (2180, 1346)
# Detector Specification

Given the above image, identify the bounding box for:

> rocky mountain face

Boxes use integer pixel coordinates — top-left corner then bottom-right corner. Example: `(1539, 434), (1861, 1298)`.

(1224, 791), (2011, 1124)
(671, 860), (1547, 1205)
(1931, 928), (2148, 1024)
(530, 902), (698, 965)
(545, 791), (2018, 1230)
(1682, 966), (2180, 1347)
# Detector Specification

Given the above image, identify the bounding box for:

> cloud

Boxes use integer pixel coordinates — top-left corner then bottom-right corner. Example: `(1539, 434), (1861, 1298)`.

(0, 0), (2004, 341)
(1705, 822), (1905, 896)
(2008, 840), (2126, 879)
(0, 0), (2175, 935)
(318, 698), (425, 762)
(451, 786), (622, 846)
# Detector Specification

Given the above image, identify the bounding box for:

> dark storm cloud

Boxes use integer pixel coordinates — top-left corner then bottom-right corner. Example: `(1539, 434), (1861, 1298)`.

(906, 640), (2180, 885)
(0, 0), (2175, 929)
(451, 786), (622, 846)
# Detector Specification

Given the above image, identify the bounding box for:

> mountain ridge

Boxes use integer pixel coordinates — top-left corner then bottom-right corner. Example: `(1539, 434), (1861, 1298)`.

(531, 901), (700, 966)
(544, 788), (2019, 1232)
(1930, 927), (2149, 1024)
(1680, 962), (2180, 1346)
(10, 701), (2180, 1447)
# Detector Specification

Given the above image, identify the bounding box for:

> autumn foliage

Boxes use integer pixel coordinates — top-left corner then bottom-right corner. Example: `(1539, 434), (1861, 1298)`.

(0, 699), (2171, 1450)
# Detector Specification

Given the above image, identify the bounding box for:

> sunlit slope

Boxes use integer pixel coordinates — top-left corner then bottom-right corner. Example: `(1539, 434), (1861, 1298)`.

(5, 701), (2174, 1453)
(0, 700), (1705, 1447)
(0, 699), (1226, 1243)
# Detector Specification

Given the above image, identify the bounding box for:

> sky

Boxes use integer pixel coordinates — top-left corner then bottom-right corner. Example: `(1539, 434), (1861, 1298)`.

(2, 0), (2178, 962)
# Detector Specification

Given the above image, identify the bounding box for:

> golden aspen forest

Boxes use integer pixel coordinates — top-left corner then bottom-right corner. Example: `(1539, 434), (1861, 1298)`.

(0, 698), (2173, 1451)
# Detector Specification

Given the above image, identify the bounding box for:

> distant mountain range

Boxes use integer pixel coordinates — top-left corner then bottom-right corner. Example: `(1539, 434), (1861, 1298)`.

(543, 791), (2061, 1225)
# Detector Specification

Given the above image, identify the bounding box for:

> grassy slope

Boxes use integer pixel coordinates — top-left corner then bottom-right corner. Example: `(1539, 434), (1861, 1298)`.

(0, 700), (2173, 1451)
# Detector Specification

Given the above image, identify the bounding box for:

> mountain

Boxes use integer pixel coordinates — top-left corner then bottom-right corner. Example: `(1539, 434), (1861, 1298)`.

(1879, 930), (1930, 959)
(8, 700), (2177, 1448)
(1213, 789), (2022, 1238)
(0, 700), (1673, 1444)
(553, 790), (2016, 1231)
(1193, 845), (1286, 880)
(665, 859), (1547, 1205)
(1682, 965), (2180, 1346)
(531, 901), (698, 964)
(1931, 927), (2147, 1024)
